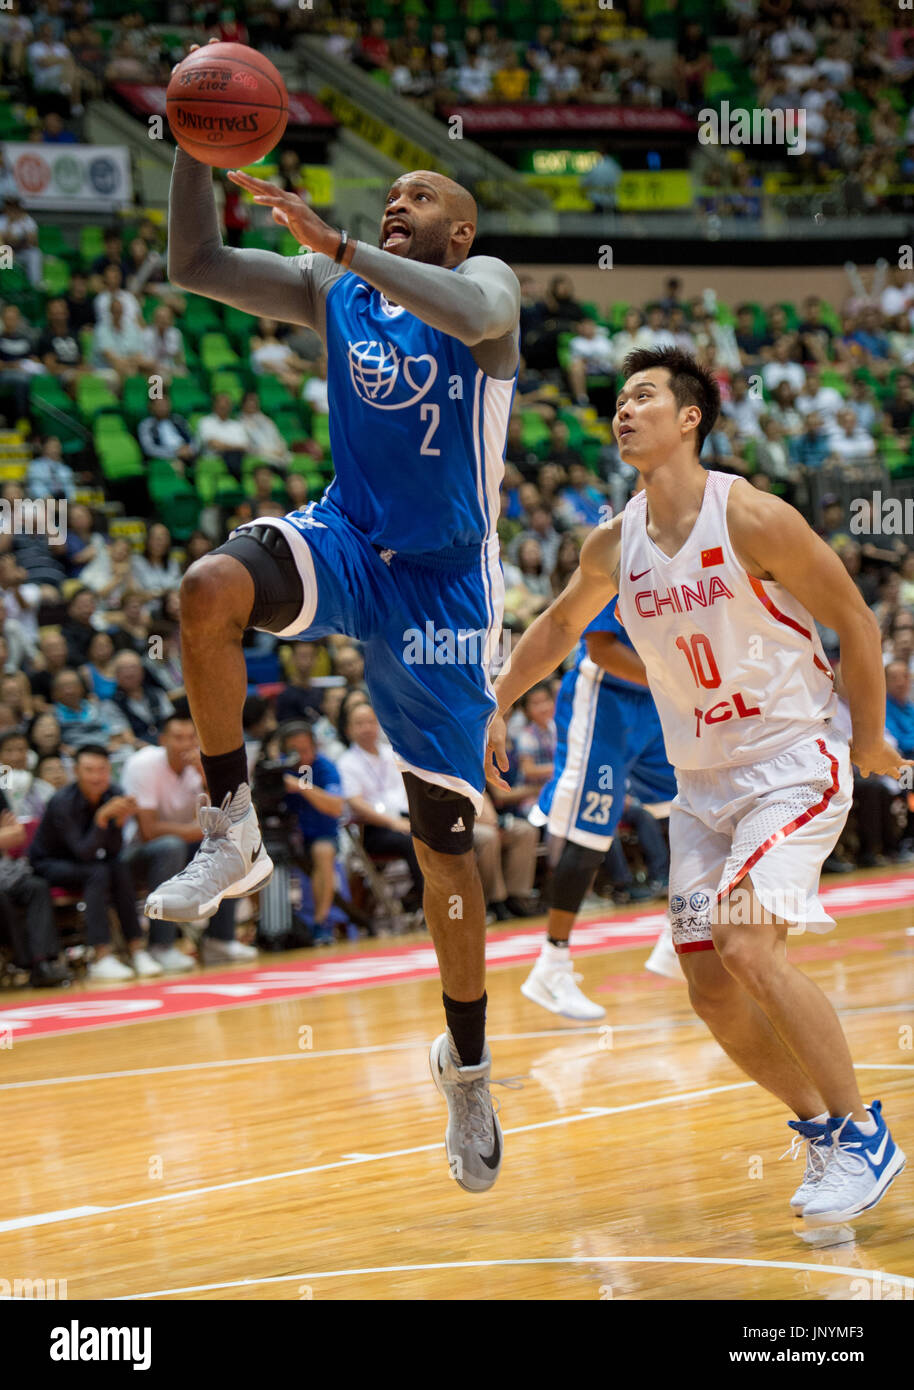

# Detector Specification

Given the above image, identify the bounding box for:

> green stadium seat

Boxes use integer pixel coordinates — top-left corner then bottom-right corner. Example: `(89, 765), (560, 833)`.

(311, 413), (331, 455)
(181, 295), (224, 339)
(200, 333), (240, 372)
(158, 491), (201, 542)
(76, 376), (120, 420)
(37, 226), (70, 258)
(170, 376), (211, 417)
(97, 432), (144, 481)
(30, 376), (73, 411)
(240, 227), (280, 251)
(93, 413), (130, 440)
(40, 257), (71, 296)
(122, 376), (152, 427)
(79, 226), (106, 265)
(194, 454), (234, 505)
(704, 71), (737, 103)
(208, 370), (245, 404)
(256, 376), (297, 413)
(274, 409), (309, 445)
(224, 304), (257, 349)
(520, 411), (550, 454)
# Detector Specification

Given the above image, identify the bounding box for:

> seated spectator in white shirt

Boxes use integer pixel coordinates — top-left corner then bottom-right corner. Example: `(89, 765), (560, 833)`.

(455, 52), (492, 102)
(721, 372), (765, 440)
(881, 267), (914, 321)
(794, 365), (845, 423)
(611, 309), (654, 368)
(240, 389), (291, 466)
(337, 701), (424, 911)
(641, 304), (677, 350)
(93, 264), (141, 327)
(762, 337), (806, 394)
(130, 523), (183, 599)
(196, 392), (250, 478)
(90, 295), (154, 386)
(122, 708), (247, 970)
(0, 193), (42, 287)
(566, 318), (615, 405)
(826, 407), (877, 465)
(303, 355), (330, 416)
(26, 435), (76, 501)
(140, 304), (186, 382)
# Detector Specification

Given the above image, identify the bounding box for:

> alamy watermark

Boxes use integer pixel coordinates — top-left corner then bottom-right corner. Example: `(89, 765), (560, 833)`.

(0, 498), (66, 541)
(698, 103), (806, 157)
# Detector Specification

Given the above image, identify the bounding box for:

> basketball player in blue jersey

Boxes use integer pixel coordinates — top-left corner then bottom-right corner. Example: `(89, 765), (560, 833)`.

(522, 596), (679, 1021)
(148, 80), (519, 1189)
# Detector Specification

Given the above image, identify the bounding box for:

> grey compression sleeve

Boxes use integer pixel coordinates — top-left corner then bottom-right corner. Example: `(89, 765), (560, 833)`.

(348, 242), (520, 348)
(168, 150), (331, 328)
(168, 151), (519, 373)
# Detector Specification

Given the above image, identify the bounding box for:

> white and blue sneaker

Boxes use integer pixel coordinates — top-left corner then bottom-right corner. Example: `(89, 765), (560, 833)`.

(782, 1118), (833, 1214)
(801, 1101), (906, 1227)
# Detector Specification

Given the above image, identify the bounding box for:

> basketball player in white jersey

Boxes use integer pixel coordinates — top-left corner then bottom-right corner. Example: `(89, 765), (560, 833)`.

(488, 347), (907, 1226)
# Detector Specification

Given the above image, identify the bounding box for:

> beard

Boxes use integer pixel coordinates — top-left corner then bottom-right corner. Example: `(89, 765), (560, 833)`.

(377, 219), (453, 265)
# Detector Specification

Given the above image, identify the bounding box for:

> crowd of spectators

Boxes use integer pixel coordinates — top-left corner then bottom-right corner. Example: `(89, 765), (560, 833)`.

(3, 1), (914, 989)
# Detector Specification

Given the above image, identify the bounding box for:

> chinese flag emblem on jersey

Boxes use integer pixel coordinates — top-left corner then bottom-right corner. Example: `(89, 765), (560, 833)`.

(701, 546), (724, 568)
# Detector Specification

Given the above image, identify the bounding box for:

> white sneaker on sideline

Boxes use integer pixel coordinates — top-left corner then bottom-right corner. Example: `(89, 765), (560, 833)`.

(520, 945), (606, 1021)
(130, 949), (164, 978)
(200, 937), (258, 964)
(645, 928), (685, 980)
(87, 955), (136, 983)
(149, 944), (195, 973)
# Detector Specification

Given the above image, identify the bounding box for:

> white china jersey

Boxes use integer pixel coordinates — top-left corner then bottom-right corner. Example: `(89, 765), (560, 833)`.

(615, 471), (837, 770)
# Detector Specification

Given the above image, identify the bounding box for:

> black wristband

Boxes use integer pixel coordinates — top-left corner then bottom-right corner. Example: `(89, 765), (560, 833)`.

(334, 230), (349, 264)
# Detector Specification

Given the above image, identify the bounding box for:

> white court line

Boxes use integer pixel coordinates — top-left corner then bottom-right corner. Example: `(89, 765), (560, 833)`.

(110, 1255), (914, 1301)
(0, 1080), (754, 1235)
(2, 1001), (911, 1092)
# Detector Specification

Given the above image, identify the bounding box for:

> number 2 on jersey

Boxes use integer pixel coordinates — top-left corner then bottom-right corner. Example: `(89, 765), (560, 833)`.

(419, 403), (441, 456)
(675, 633), (721, 689)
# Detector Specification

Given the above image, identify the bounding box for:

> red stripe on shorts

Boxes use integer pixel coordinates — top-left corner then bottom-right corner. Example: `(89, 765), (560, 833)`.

(715, 737), (840, 903)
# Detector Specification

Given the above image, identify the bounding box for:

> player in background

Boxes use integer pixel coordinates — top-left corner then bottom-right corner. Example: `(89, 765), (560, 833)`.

(489, 347), (907, 1226)
(521, 595), (680, 1021)
(147, 43), (520, 1193)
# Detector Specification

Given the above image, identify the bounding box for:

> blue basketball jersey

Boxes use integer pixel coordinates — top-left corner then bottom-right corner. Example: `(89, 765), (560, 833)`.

(580, 596), (642, 691)
(320, 274), (517, 558)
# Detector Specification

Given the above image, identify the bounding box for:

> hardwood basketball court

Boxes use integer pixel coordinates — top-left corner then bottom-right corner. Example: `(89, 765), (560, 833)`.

(2, 872), (912, 1302)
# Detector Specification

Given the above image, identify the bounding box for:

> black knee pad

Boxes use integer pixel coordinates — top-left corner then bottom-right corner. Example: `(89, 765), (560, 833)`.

(551, 840), (605, 914)
(403, 771), (476, 855)
(210, 524), (304, 633)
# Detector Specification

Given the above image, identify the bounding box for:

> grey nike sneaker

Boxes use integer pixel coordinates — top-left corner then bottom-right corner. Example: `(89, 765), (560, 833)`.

(145, 784), (273, 922)
(429, 1032), (503, 1193)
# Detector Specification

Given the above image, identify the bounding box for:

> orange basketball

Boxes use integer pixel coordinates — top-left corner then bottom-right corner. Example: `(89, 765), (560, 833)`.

(166, 42), (289, 168)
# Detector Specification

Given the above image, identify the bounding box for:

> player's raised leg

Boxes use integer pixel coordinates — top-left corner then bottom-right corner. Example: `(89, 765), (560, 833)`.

(144, 534), (296, 921)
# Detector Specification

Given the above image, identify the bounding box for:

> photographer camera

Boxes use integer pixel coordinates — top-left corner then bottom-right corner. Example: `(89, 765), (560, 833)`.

(253, 717), (346, 948)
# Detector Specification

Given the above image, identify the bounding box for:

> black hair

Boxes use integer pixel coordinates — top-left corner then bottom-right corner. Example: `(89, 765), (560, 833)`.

(242, 694), (269, 731)
(75, 743), (110, 761)
(161, 698), (192, 730)
(620, 346), (721, 454)
(0, 725), (26, 750)
(521, 682), (553, 712)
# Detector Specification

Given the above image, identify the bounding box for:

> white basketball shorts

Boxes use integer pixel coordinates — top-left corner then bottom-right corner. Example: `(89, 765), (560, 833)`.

(668, 730), (853, 955)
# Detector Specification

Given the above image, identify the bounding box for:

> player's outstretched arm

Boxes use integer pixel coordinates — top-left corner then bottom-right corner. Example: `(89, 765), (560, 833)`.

(228, 169), (519, 348)
(487, 519), (621, 782)
(167, 151), (328, 327)
(728, 484), (911, 780)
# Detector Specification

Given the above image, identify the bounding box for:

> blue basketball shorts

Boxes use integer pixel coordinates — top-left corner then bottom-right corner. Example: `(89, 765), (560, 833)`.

(232, 500), (504, 813)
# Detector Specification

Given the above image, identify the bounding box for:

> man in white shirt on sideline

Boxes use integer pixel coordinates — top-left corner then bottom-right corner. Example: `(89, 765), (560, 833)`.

(338, 701), (424, 911)
(93, 264), (142, 327)
(195, 391), (250, 478)
(122, 707), (256, 969)
(825, 407), (877, 467)
(762, 336), (806, 394)
(566, 317), (615, 405)
(794, 364), (845, 425)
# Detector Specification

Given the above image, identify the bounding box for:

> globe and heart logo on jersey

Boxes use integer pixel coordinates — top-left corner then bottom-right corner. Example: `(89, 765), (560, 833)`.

(347, 339), (438, 411)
